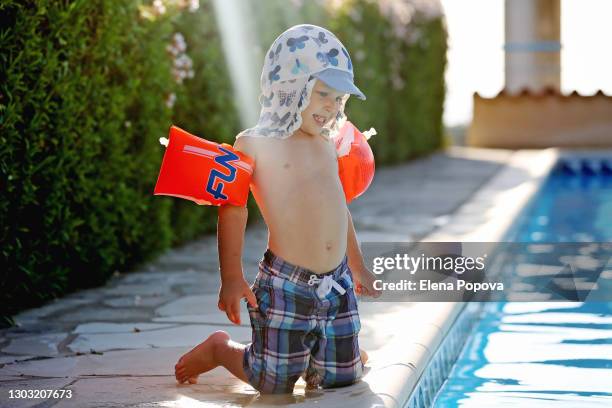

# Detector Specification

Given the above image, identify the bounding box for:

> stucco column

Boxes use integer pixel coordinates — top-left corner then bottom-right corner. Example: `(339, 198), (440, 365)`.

(504, 0), (561, 93)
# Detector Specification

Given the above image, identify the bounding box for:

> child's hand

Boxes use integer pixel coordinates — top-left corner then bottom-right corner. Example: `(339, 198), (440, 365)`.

(218, 278), (257, 325)
(351, 266), (382, 298)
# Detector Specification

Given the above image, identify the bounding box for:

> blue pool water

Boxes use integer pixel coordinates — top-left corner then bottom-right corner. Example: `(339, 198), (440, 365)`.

(432, 158), (612, 407)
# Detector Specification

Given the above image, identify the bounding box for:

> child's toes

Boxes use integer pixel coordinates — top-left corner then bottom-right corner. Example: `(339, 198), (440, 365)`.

(188, 376), (198, 384)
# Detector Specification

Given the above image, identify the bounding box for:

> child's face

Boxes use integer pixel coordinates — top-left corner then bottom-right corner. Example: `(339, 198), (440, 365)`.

(299, 80), (347, 137)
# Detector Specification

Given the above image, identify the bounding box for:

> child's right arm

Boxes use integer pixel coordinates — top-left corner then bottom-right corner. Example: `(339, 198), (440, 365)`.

(216, 135), (258, 325)
(217, 204), (257, 325)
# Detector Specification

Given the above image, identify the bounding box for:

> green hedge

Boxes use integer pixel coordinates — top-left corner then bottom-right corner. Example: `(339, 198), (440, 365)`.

(0, 0), (238, 321)
(0, 0), (446, 322)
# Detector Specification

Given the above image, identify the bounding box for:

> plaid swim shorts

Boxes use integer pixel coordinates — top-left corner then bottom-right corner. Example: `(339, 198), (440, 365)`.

(243, 249), (363, 394)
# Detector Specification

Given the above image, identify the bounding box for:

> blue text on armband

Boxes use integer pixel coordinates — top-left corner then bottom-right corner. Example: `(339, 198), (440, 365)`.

(206, 147), (239, 200)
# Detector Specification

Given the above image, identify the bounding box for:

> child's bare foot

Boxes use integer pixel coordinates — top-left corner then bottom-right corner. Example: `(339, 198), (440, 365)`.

(360, 348), (369, 365)
(174, 330), (229, 384)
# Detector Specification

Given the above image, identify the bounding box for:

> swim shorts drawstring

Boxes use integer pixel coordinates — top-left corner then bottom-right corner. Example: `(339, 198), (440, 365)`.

(308, 274), (347, 298)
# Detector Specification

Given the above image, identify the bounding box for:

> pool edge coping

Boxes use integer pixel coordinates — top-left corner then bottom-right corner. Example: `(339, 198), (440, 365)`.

(393, 148), (561, 408)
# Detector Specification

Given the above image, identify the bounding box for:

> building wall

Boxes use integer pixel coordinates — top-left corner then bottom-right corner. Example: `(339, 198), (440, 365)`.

(468, 91), (612, 148)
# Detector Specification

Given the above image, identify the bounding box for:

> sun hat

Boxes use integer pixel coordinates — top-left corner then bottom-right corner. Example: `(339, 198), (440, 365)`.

(238, 24), (366, 139)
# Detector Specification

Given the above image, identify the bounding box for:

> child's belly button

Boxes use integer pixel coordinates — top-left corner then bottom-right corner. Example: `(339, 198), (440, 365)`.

(326, 241), (333, 250)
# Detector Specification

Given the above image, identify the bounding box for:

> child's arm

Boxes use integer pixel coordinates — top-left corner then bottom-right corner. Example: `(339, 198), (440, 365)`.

(346, 209), (367, 273)
(216, 136), (258, 325)
(347, 209), (382, 297)
(217, 205), (257, 325)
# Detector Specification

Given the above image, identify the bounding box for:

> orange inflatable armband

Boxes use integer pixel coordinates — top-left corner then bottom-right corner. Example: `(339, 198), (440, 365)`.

(334, 121), (375, 203)
(154, 126), (254, 206)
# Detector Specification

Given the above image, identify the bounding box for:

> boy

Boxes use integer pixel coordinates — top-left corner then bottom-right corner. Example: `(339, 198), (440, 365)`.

(174, 24), (380, 393)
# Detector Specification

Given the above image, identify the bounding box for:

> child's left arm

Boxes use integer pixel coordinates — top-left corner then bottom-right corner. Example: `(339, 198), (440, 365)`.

(347, 209), (382, 297)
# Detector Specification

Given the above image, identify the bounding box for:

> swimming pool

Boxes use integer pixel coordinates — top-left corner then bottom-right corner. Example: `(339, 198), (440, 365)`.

(430, 157), (612, 407)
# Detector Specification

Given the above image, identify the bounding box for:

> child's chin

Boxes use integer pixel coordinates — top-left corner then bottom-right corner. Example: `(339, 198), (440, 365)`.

(306, 123), (323, 133)
(311, 121), (324, 130)
(302, 122), (329, 137)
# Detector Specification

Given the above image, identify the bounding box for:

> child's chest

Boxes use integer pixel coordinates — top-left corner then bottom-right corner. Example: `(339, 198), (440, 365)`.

(278, 137), (338, 177)
(251, 135), (341, 189)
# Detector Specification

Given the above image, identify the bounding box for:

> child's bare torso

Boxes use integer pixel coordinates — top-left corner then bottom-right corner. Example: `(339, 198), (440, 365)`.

(237, 131), (348, 274)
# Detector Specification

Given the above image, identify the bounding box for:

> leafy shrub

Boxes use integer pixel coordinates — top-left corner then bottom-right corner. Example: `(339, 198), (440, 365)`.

(0, 0), (237, 320)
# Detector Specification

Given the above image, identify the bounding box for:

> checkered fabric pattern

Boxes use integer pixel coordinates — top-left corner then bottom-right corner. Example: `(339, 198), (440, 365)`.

(243, 250), (363, 394)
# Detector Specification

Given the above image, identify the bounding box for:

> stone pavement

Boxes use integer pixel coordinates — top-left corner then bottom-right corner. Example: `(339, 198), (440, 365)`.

(0, 147), (511, 407)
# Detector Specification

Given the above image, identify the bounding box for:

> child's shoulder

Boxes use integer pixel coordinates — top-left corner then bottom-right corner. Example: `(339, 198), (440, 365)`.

(232, 130), (252, 149)
(233, 132), (262, 161)
(233, 131), (277, 160)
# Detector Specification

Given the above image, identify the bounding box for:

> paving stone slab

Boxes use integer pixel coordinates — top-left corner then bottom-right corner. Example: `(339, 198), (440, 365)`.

(103, 284), (172, 297)
(0, 355), (37, 365)
(103, 295), (175, 308)
(73, 323), (176, 334)
(12, 298), (94, 324)
(1, 347), (234, 378)
(154, 295), (220, 317)
(2, 333), (68, 357)
(68, 325), (251, 354)
(117, 271), (184, 285)
(0, 375), (25, 381)
(153, 263), (218, 274)
(56, 307), (153, 323)
(165, 271), (217, 286)
(152, 311), (250, 326)
(174, 283), (220, 296)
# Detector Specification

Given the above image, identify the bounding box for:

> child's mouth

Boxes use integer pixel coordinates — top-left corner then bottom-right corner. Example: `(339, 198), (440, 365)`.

(313, 114), (327, 127)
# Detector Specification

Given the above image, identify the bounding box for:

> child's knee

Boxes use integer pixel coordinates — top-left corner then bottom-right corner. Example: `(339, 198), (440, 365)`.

(309, 360), (364, 389)
(246, 365), (303, 394)
(243, 341), (307, 394)
(255, 374), (302, 394)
